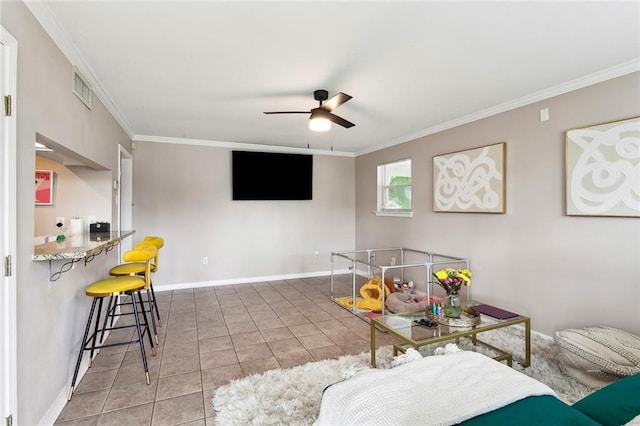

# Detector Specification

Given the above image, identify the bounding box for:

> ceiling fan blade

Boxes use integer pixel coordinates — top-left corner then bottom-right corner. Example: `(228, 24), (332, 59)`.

(325, 112), (355, 128)
(263, 111), (310, 114)
(320, 92), (352, 112)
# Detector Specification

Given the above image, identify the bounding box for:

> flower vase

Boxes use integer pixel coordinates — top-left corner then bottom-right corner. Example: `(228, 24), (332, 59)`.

(444, 293), (461, 318)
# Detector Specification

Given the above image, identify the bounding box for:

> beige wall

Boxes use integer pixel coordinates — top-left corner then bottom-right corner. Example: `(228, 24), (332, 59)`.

(2, 2), (132, 424)
(34, 156), (111, 236)
(355, 72), (640, 337)
(132, 141), (356, 287)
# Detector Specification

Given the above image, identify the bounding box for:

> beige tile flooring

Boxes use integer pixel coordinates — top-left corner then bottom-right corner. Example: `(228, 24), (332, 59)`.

(55, 275), (396, 425)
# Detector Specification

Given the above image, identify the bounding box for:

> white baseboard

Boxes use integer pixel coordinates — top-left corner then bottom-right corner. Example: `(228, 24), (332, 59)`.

(40, 315), (120, 425)
(153, 268), (353, 292)
(39, 361), (90, 426)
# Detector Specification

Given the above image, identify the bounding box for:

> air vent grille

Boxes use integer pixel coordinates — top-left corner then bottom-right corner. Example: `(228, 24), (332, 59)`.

(72, 69), (92, 109)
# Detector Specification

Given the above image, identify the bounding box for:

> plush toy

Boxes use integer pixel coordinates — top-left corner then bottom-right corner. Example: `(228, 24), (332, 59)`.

(357, 276), (390, 311)
(333, 276), (396, 312)
(382, 276), (396, 294)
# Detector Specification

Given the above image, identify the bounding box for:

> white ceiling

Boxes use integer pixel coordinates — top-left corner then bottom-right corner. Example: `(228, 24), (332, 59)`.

(27, 1), (640, 156)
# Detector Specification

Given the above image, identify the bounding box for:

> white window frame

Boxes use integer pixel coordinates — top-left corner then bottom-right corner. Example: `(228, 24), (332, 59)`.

(375, 158), (413, 217)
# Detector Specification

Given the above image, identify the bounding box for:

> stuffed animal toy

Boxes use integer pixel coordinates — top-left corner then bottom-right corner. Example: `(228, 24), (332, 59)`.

(333, 276), (396, 312)
(357, 276), (391, 311)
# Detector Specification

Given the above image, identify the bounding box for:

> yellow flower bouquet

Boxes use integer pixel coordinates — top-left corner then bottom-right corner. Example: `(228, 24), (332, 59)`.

(433, 268), (472, 295)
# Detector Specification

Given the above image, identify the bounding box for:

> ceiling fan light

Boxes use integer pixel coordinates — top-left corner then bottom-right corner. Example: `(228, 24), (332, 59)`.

(309, 116), (331, 132)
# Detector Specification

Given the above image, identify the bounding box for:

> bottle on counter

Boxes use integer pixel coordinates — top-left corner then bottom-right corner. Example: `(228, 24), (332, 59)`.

(55, 221), (65, 242)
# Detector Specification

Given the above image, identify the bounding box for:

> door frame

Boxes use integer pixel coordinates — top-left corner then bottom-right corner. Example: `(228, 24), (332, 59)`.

(118, 144), (133, 258)
(1, 25), (18, 426)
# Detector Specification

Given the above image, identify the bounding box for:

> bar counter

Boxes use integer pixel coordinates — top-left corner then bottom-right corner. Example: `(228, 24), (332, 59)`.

(33, 230), (135, 261)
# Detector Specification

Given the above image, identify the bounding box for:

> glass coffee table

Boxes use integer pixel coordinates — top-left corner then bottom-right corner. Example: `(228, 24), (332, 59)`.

(370, 304), (530, 368)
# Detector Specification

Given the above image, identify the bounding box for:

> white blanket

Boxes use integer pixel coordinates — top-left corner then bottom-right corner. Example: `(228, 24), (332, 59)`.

(315, 351), (556, 426)
(626, 414), (640, 425)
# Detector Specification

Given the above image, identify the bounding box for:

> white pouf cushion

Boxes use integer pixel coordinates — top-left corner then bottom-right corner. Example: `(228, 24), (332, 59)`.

(554, 326), (640, 389)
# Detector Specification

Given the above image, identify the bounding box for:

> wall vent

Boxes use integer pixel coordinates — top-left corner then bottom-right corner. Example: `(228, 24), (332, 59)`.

(72, 68), (92, 110)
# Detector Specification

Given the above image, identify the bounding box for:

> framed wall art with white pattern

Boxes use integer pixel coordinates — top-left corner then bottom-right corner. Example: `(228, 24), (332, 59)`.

(433, 142), (506, 213)
(566, 116), (640, 217)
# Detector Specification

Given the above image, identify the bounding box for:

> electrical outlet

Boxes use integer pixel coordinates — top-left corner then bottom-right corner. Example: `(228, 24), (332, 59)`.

(539, 108), (549, 122)
(203, 257), (208, 265)
(56, 217), (65, 228)
(314, 250), (320, 258)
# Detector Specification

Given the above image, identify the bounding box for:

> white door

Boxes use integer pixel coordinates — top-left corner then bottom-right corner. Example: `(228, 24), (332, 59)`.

(118, 145), (133, 257)
(1, 26), (18, 426)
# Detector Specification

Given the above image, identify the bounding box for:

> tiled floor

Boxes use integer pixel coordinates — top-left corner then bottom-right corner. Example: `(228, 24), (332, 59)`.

(54, 275), (396, 425)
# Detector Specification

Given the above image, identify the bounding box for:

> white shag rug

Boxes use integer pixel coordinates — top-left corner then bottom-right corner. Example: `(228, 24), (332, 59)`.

(212, 326), (593, 426)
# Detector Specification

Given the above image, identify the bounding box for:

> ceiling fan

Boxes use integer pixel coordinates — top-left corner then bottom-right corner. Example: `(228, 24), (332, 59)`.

(263, 89), (355, 131)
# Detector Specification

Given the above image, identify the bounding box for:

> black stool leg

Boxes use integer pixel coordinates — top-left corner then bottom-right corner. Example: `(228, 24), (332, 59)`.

(108, 294), (118, 327)
(130, 290), (151, 385)
(68, 298), (98, 401)
(133, 272), (157, 338)
(149, 280), (162, 326)
(88, 297), (104, 365)
(137, 291), (156, 356)
(98, 295), (115, 344)
(146, 287), (159, 344)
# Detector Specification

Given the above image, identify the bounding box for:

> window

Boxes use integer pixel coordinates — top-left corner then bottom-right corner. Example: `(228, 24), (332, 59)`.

(376, 158), (412, 216)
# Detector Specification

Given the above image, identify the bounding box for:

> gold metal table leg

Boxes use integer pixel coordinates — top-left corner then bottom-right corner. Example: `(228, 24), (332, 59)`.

(370, 320), (376, 367)
(524, 318), (531, 367)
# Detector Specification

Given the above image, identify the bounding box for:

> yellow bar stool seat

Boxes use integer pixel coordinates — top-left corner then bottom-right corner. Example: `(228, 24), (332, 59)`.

(86, 275), (146, 297)
(68, 245), (158, 401)
(109, 262), (148, 275)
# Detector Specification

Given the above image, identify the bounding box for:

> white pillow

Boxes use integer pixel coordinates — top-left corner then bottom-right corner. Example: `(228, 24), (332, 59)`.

(554, 326), (640, 388)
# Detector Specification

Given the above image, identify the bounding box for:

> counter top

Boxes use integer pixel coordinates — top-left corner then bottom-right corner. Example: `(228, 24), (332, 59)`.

(33, 230), (135, 261)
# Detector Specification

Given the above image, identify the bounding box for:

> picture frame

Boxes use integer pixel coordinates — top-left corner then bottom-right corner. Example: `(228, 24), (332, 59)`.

(565, 116), (640, 217)
(35, 169), (54, 206)
(433, 142), (506, 213)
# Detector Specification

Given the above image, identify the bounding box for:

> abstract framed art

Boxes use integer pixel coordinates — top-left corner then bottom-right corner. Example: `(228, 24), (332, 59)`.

(565, 116), (640, 217)
(433, 142), (506, 213)
(35, 169), (54, 206)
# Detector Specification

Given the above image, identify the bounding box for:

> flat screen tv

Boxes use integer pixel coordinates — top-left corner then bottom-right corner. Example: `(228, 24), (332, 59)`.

(232, 150), (313, 200)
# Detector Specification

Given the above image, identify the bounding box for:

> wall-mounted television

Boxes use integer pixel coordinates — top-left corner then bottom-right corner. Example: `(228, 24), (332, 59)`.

(232, 150), (313, 200)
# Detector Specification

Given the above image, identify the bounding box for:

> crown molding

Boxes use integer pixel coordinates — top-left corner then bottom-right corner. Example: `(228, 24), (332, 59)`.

(357, 59), (640, 156)
(133, 134), (355, 157)
(24, 1), (135, 138)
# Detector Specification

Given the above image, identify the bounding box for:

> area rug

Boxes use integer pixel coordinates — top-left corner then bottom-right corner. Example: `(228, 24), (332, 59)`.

(212, 326), (593, 425)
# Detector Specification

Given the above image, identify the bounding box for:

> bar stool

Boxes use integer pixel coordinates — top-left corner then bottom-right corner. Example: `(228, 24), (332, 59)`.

(99, 240), (162, 345)
(68, 245), (158, 401)
(110, 236), (164, 326)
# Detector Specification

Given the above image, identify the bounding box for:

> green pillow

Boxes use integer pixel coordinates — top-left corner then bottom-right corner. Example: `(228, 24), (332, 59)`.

(463, 395), (599, 425)
(572, 373), (640, 426)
